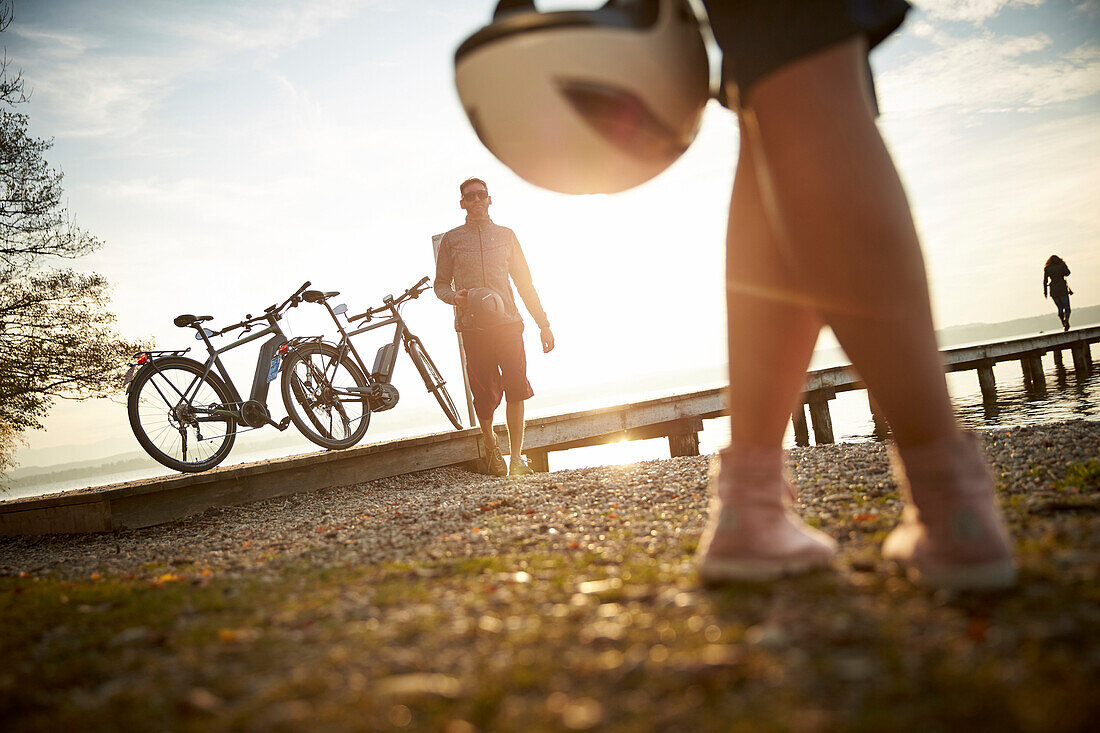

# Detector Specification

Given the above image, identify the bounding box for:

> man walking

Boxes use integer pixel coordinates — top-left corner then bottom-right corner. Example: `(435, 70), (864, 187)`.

(435, 177), (554, 476)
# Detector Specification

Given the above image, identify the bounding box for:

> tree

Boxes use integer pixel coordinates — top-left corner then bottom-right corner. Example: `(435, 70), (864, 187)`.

(0, 5), (148, 477)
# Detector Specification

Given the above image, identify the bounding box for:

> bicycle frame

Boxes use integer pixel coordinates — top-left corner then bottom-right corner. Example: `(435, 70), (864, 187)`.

(137, 311), (291, 429)
(192, 315), (287, 407)
(318, 296), (417, 386)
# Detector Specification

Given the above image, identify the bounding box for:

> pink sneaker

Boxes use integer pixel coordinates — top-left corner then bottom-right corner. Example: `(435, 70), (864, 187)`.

(883, 432), (1015, 590)
(697, 444), (836, 583)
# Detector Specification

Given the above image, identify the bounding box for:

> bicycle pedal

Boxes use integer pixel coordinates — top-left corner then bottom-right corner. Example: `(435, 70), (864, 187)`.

(276, 417), (292, 431)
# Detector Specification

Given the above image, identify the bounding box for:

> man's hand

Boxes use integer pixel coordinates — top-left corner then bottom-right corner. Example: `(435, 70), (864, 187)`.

(540, 326), (555, 353)
(454, 289), (469, 308)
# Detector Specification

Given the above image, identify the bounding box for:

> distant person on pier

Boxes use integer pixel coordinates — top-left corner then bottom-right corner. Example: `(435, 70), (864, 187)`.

(454, 0), (1014, 589)
(434, 177), (555, 477)
(1044, 255), (1073, 332)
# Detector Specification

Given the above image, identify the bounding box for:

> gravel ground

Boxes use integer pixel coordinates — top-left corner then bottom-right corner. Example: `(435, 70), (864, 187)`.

(1, 421), (1098, 732)
(1, 421), (1097, 582)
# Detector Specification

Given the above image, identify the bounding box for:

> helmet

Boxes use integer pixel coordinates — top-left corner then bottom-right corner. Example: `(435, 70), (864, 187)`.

(455, 0), (710, 195)
(466, 287), (511, 329)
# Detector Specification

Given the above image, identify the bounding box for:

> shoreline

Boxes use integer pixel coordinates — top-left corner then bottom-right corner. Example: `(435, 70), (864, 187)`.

(2, 419), (1095, 580)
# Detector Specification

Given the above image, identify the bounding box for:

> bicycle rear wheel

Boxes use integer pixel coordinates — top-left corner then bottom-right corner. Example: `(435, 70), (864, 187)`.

(280, 342), (370, 449)
(127, 357), (237, 472)
(406, 338), (464, 430)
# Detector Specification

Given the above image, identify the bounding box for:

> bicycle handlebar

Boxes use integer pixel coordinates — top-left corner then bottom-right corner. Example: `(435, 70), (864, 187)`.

(209, 281), (311, 336)
(347, 276), (431, 323)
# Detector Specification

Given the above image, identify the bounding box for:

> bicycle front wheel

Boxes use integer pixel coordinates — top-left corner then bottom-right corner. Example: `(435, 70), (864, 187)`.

(280, 342), (370, 449)
(127, 357), (237, 472)
(406, 338), (464, 430)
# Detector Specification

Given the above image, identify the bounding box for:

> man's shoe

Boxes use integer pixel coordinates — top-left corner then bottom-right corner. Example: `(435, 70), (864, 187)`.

(484, 445), (508, 477)
(509, 456), (535, 476)
(696, 444), (836, 583)
(883, 432), (1015, 590)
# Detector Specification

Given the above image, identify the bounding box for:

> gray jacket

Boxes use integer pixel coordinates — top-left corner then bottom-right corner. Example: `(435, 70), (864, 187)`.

(435, 215), (549, 333)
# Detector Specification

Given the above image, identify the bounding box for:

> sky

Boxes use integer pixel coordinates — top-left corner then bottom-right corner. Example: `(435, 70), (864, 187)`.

(4, 0), (1099, 468)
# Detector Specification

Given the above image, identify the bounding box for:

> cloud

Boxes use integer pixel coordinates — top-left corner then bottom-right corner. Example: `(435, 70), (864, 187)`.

(877, 27), (1100, 117)
(9, 0), (375, 138)
(916, 0), (1044, 24)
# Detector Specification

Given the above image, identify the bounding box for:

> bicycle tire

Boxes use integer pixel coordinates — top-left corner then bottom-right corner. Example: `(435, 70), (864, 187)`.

(280, 341), (370, 449)
(406, 338), (464, 430)
(127, 357), (237, 472)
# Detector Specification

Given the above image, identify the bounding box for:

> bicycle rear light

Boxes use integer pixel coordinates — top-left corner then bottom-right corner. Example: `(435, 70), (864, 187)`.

(277, 344), (291, 356)
(136, 354), (149, 365)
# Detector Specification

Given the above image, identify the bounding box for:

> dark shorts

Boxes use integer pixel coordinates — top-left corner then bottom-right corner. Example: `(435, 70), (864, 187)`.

(461, 322), (533, 421)
(702, 0), (910, 110)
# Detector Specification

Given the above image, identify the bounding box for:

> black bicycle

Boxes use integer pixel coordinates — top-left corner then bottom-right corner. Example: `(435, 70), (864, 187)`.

(123, 282), (342, 472)
(284, 276), (463, 449)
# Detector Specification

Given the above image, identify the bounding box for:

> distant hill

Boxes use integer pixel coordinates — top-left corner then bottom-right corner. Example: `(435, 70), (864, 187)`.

(936, 304), (1100, 348)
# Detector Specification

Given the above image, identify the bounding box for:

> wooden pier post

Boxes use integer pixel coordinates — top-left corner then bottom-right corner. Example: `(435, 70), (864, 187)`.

(807, 390), (836, 445)
(1053, 349), (1064, 369)
(526, 448), (550, 473)
(1071, 344), (1092, 378)
(1020, 358), (1034, 389)
(1026, 353), (1046, 389)
(669, 431), (701, 458)
(668, 417), (703, 458)
(868, 393), (889, 436)
(977, 361), (997, 401)
(792, 405), (810, 447)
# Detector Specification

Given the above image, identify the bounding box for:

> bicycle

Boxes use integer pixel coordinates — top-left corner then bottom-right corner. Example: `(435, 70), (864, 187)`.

(123, 281), (353, 472)
(284, 275), (464, 449)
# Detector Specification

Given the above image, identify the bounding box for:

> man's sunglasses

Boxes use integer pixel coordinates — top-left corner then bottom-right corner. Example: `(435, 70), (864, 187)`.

(462, 190), (489, 202)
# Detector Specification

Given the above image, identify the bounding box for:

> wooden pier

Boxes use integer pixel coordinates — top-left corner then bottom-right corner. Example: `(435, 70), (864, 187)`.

(791, 326), (1098, 444)
(1, 327), (1095, 537)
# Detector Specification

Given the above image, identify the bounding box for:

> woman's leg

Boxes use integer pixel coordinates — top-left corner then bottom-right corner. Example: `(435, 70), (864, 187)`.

(726, 119), (823, 447)
(740, 37), (956, 447)
(696, 121), (836, 583)
(739, 37), (1013, 588)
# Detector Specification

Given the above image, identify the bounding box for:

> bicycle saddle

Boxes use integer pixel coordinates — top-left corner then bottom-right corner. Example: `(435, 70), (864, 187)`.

(173, 314), (213, 328)
(303, 290), (340, 303)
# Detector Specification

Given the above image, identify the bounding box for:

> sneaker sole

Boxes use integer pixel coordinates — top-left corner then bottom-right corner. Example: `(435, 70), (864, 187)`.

(901, 559), (1016, 590)
(698, 555), (833, 584)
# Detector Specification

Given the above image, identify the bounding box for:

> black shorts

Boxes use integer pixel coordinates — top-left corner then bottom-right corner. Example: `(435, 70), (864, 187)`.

(461, 322), (533, 421)
(702, 0), (910, 110)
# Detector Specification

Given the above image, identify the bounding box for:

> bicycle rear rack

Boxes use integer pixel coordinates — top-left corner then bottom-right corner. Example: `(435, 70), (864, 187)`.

(133, 348), (191, 359)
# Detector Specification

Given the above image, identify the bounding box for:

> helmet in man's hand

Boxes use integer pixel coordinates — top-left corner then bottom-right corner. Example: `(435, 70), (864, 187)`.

(454, 0), (711, 195)
(466, 287), (511, 329)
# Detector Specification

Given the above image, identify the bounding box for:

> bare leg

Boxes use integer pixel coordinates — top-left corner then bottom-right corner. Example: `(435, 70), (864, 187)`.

(736, 38), (1013, 588)
(727, 119), (822, 448)
(478, 416), (497, 450)
(696, 121), (836, 583)
(478, 411), (508, 476)
(506, 400), (525, 461)
(742, 37), (956, 447)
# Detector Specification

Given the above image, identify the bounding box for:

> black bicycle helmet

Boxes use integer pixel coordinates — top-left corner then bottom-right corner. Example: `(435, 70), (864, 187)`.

(466, 287), (511, 329)
(455, 0), (710, 195)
